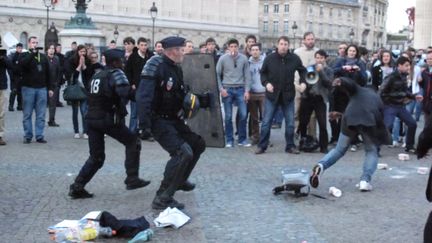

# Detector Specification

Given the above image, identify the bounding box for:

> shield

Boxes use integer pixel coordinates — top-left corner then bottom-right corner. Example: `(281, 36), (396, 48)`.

(181, 53), (225, 148)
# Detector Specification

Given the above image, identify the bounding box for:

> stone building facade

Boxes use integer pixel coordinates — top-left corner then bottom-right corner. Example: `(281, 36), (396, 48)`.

(0, 0), (258, 51)
(414, 0), (432, 49)
(258, 0), (388, 53)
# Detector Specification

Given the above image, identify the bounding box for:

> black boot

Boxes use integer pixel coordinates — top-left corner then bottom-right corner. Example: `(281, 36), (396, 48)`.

(125, 176), (151, 190)
(177, 180), (195, 191)
(151, 195), (185, 210)
(68, 183), (93, 199)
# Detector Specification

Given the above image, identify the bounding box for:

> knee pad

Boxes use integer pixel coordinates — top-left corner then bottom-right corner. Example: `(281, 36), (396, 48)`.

(195, 136), (206, 155)
(177, 143), (194, 164)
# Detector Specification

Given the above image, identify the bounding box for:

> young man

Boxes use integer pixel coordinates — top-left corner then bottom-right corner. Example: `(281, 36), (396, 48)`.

(154, 41), (164, 56)
(0, 45), (13, 145)
(46, 43), (61, 127)
(184, 40), (194, 54)
(7, 43), (23, 111)
(125, 37), (154, 134)
(309, 77), (390, 191)
(298, 50), (333, 153)
(123, 37), (136, 61)
(216, 38), (251, 147)
(205, 37), (220, 64)
(255, 36), (306, 154)
(244, 34), (257, 58)
(246, 43), (265, 145)
(380, 56), (420, 153)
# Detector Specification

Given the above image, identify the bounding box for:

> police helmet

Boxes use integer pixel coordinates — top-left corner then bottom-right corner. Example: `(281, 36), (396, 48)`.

(183, 92), (200, 119)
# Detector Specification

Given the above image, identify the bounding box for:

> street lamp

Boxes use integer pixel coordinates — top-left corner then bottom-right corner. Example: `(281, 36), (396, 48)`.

(43, 0), (55, 31)
(113, 25), (119, 43)
(150, 2), (158, 49)
(349, 28), (355, 43)
(291, 21), (298, 48)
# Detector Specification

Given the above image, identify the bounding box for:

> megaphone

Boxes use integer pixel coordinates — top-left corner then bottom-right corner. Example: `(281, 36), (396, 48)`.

(306, 65), (319, 85)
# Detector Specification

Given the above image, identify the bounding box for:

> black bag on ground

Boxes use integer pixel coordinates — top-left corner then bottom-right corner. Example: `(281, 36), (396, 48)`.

(63, 83), (87, 101)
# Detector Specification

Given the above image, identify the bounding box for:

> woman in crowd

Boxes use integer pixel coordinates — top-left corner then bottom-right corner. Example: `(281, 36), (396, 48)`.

(331, 44), (367, 151)
(371, 50), (395, 91)
(69, 45), (93, 139)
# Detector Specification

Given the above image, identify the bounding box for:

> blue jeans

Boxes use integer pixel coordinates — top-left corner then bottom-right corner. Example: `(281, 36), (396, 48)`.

(384, 104), (417, 149)
(222, 87), (248, 144)
(72, 100), (88, 134)
(406, 94), (423, 121)
(22, 86), (47, 140)
(272, 107), (284, 125)
(258, 97), (295, 151)
(319, 132), (378, 182)
(129, 101), (137, 132)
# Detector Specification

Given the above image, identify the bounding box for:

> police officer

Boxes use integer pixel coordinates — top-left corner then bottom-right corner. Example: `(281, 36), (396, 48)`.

(137, 36), (208, 210)
(69, 49), (150, 199)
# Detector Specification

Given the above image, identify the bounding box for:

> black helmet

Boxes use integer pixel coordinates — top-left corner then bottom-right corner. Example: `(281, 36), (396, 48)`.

(183, 92), (200, 119)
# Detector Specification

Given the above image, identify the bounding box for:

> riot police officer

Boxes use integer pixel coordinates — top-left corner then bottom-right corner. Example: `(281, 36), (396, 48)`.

(69, 49), (150, 199)
(137, 36), (208, 210)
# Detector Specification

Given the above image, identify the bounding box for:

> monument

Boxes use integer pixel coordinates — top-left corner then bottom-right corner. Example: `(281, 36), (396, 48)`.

(58, 0), (104, 51)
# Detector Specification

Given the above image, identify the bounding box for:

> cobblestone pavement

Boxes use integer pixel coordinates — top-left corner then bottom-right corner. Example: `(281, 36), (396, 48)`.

(0, 101), (430, 242)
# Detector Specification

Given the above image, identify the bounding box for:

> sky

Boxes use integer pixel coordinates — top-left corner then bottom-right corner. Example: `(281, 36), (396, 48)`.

(386, 0), (416, 33)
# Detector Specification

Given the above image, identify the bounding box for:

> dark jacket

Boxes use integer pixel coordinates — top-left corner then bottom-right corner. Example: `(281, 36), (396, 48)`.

(68, 57), (93, 91)
(260, 51), (306, 104)
(47, 55), (61, 86)
(7, 51), (23, 84)
(371, 65), (394, 91)
(338, 77), (391, 145)
(55, 52), (66, 85)
(125, 47), (153, 87)
(303, 64), (333, 102)
(421, 68), (432, 114)
(333, 57), (367, 86)
(380, 70), (415, 106)
(18, 51), (52, 90)
(0, 55), (12, 90)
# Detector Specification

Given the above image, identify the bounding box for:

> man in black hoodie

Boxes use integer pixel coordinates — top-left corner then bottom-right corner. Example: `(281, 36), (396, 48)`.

(125, 37), (154, 134)
(19, 36), (54, 144)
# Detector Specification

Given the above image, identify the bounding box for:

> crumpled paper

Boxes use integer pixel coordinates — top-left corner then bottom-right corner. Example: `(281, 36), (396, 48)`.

(153, 207), (190, 229)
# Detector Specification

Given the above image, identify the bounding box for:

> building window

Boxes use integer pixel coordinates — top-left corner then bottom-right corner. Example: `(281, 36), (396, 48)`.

(309, 5), (313, 14)
(284, 3), (289, 13)
(263, 21), (268, 32)
(264, 4), (268, 14)
(274, 4), (279, 13)
(20, 32), (28, 49)
(328, 24), (333, 38)
(338, 25), (342, 39)
(338, 8), (342, 17)
(319, 23), (323, 36)
(320, 4), (324, 16)
(273, 20), (279, 33)
(329, 8), (333, 17)
(307, 21), (313, 31)
(284, 20), (289, 33)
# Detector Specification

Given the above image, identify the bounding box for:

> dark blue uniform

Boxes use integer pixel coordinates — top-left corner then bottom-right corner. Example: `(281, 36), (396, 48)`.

(137, 53), (206, 210)
(69, 57), (150, 199)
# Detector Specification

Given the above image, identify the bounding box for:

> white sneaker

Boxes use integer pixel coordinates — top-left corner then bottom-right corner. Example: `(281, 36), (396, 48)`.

(388, 141), (400, 148)
(350, 145), (357, 152)
(83, 133), (89, 139)
(225, 142), (233, 148)
(74, 133), (80, 139)
(359, 180), (373, 192)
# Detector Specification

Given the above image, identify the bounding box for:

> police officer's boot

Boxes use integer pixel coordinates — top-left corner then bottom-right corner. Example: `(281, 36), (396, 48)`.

(124, 137), (151, 190)
(177, 139), (205, 192)
(69, 177), (93, 199)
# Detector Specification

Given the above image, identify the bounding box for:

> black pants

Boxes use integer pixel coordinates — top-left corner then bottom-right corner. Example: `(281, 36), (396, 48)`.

(75, 116), (141, 186)
(298, 95), (328, 150)
(48, 86), (59, 122)
(151, 118), (205, 194)
(8, 79), (22, 109)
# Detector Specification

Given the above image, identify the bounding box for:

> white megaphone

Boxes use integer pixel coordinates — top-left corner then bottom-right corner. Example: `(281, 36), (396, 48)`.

(306, 65), (319, 85)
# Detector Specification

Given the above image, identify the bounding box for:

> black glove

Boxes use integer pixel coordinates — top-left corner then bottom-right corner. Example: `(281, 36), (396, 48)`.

(138, 128), (154, 141)
(196, 92), (214, 108)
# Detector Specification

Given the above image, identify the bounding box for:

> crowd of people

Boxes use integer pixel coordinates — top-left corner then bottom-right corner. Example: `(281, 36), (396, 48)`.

(0, 32), (431, 209)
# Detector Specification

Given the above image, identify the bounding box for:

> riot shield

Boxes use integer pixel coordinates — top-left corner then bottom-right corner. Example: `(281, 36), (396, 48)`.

(181, 53), (225, 148)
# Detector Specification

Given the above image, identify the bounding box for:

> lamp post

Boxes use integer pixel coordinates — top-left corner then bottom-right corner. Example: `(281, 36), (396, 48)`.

(291, 21), (298, 48)
(113, 25), (119, 43)
(150, 2), (158, 49)
(349, 28), (355, 43)
(43, 0), (55, 31)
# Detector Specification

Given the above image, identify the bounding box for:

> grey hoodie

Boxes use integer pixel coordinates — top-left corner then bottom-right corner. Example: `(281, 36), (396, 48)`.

(216, 52), (250, 91)
(248, 55), (265, 93)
